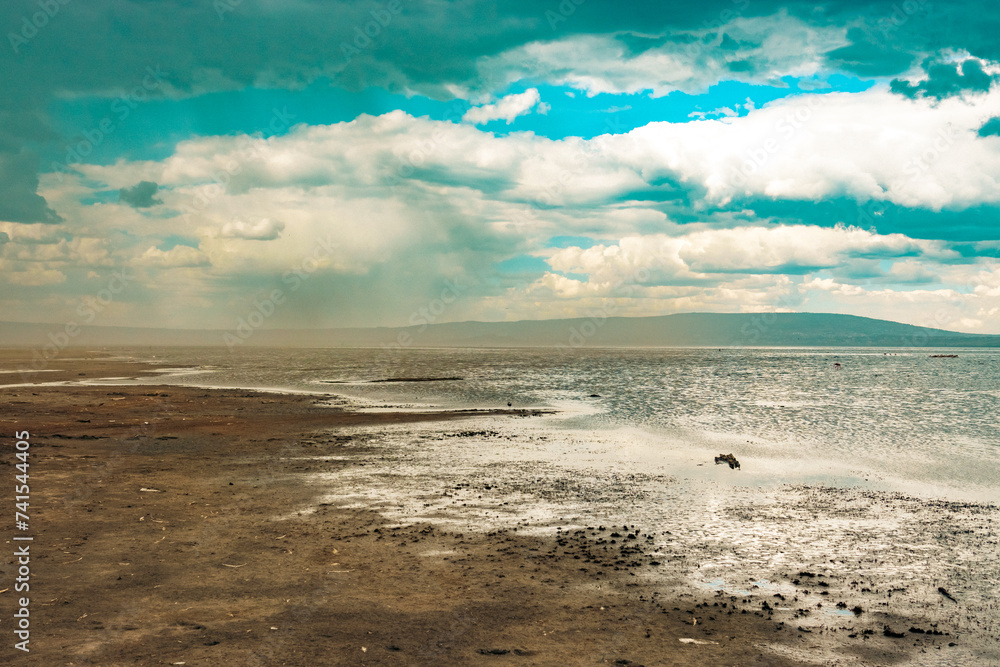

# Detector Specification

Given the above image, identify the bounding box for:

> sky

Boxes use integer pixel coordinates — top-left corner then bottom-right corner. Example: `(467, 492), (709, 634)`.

(2, 0), (1000, 334)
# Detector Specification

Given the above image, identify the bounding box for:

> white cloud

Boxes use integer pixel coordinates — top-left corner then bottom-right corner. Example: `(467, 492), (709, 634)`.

(798, 277), (992, 331)
(515, 228), (1000, 332)
(972, 265), (1000, 297)
(4, 267), (67, 286)
(138, 245), (210, 269)
(0, 223), (70, 245)
(37, 104), (1000, 331)
(220, 218), (285, 240)
(542, 225), (946, 283)
(475, 13), (846, 97)
(620, 85), (1000, 210)
(463, 88), (544, 124)
(70, 85), (1000, 224)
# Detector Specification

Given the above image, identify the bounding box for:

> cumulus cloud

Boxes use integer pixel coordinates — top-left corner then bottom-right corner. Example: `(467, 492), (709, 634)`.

(887, 259), (941, 284)
(0, 223), (71, 245)
(463, 89), (545, 124)
(91, 87), (1000, 220)
(475, 13), (846, 97)
(514, 227), (999, 332)
(138, 245), (210, 269)
(796, 276), (994, 331)
(5, 267), (67, 286)
(618, 85), (1000, 211)
(541, 226), (945, 286)
(220, 218), (285, 240)
(61, 100), (1000, 299)
(14, 8), (1000, 333)
(119, 181), (163, 208)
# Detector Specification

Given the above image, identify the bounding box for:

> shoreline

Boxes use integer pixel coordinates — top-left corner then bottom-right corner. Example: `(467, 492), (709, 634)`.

(1, 351), (994, 665)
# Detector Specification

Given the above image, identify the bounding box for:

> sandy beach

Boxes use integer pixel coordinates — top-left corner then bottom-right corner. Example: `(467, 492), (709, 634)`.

(1, 351), (994, 666)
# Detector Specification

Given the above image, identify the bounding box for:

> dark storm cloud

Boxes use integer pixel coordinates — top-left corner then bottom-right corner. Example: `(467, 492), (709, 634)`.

(825, 27), (916, 77)
(891, 57), (996, 100)
(977, 117), (1000, 137)
(119, 181), (163, 208)
(2, 0), (1000, 225)
(0, 150), (62, 223)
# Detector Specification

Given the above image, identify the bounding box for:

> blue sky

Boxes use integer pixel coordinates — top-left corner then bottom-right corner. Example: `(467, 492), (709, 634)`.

(2, 0), (1000, 333)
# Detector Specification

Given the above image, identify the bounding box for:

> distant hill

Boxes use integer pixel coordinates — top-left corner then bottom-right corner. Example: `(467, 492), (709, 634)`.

(2, 313), (999, 349)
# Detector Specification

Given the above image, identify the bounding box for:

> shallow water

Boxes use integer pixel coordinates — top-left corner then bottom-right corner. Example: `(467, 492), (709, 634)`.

(285, 416), (999, 666)
(125, 346), (1000, 500)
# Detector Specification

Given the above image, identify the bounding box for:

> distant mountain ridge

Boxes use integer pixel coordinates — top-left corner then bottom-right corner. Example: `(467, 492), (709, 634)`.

(2, 313), (999, 349)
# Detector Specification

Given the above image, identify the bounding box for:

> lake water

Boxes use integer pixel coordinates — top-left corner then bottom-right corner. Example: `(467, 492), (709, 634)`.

(130, 345), (1000, 501)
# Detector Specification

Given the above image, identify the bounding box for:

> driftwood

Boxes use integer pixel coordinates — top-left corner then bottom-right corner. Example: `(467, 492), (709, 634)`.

(714, 453), (740, 469)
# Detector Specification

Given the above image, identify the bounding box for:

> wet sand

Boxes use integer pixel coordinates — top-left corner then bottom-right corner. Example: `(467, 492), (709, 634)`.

(0, 351), (991, 665)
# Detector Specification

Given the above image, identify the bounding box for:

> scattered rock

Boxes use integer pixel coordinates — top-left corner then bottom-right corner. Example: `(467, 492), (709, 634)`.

(938, 587), (957, 602)
(714, 453), (740, 469)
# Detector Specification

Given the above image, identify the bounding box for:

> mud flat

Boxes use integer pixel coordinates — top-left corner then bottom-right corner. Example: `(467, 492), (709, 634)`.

(283, 417), (1000, 666)
(0, 351), (995, 665)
